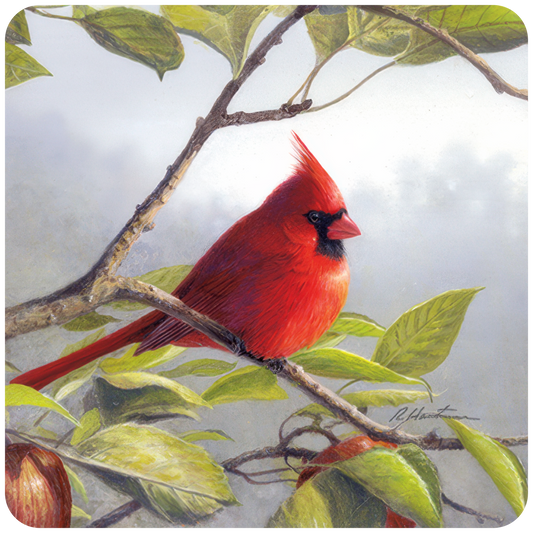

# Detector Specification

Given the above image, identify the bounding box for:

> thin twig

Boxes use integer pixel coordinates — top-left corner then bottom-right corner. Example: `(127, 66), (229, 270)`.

(307, 61), (396, 113)
(85, 500), (142, 528)
(442, 492), (504, 524)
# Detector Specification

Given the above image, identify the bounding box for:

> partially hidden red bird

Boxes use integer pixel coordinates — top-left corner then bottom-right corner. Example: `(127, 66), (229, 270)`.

(12, 134), (361, 391)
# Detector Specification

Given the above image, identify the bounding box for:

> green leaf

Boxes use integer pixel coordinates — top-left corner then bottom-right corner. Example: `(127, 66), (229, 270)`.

(6, 10), (31, 45)
(5, 43), (52, 89)
(71, 408), (101, 447)
(108, 265), (193, 311)
(177, 429), (234, 443)
(71, 505), (91, 520)
(32, 427), (58, 440)
(201, 366), (288, 405)
(96, 379), (201, 424)
(161, 5), (274, 78)
(331, 312), (386, 337)
(61, 328), (107, 357)
(290, 348), (431, 394)
(51, 329), (107, 400)
(5, 361), (21, 373)
(79, 7), (184, 80)
(335, 444), (443, 527)
(444, 419), (527, 517)
(372, 288), (483, 377)
(342, 389), (430, 408)
(99, 372), (210, 408)
(347, 2), (450, 57)
(304, 10), (350, 63)
(137, 264), (194, 295)
(268, 468), (386, 527)
(72, 2), (96, 19)
(62, 311), (121, 332)
(75, 424), (239, 521)
(397, 5), (527, 65)
(293, 403), (336, 420)
(65, 465), (89, 504)
(5, 384), (79, 426)
(160, 358), (237, 378)
(100, 343), (187, 374)
(269, 474), (333, 527)
(293, 390), (429, 422)
(295, 331), (347, 355)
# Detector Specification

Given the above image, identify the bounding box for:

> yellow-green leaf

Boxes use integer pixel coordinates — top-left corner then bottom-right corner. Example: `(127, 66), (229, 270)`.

(79, 7), (184, 80)
(304, 10), (350, 63)
(342, 389), (430, 408)
(5, 43), (52, 89)
(177, 429), (233, 443)
(160, 358), (236, 378)
(72, 5), (98, 19)
(346, 7), (411, 57)
(372, 288), (483, 377)
(96, 377), (201, 424)
(5, 384), (79, 426)
(75, 424), (239, 521)
(331, 312), (386, 337)
(71, 408), (101, 447)
(62, 311), (121, 332)
(335, 444), (443, 527)
(51, 329), (107, 400)
(161, 5), (274, 78)
(290, 348), (431, 395)
(65, 465), (89, 504)
(397, 5), (527, 65)
(100, 343), (187, 373)
(6, 10), (31, 45)
(268, 468), (386, 527)
(71, 505), (91, 519)
(201, 366), (288, 405)
(444, 419), (527, 517)
(5, 361), (21, 373)
(269, 474), (333, 527)
(99, 372), (210, 408)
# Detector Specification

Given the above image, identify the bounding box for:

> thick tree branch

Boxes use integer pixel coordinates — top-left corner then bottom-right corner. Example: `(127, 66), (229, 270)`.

(65, 276), (528, 452)
(5, 5), (317, 339)
(359, 5), (527, 101)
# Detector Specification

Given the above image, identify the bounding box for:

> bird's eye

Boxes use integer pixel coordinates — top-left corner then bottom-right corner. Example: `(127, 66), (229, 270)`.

(307, 211), (320, 224)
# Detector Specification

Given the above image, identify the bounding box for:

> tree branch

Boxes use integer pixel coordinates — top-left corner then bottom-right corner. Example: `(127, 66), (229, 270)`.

(359, 5), (527, 101)
(58, 276), (528, 452)
(224, 100), (313, 126)
(85, 500), (142, 528)
(5, 5), (317, 339)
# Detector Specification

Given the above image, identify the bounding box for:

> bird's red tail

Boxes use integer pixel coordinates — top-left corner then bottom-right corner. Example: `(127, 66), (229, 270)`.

(10, 310), (163, 391)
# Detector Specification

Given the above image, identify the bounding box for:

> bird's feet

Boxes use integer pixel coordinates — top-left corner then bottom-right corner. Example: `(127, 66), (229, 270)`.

(267, 358), (288, 374)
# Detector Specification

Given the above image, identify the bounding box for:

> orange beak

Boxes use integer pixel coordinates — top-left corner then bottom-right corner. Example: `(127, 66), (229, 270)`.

(327, 212), (361, 240)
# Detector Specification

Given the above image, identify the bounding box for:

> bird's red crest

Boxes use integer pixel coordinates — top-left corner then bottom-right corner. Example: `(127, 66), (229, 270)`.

(290, 132), (346, 214)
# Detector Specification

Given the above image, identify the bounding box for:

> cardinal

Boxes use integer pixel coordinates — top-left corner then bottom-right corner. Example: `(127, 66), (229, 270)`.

(12, 134), (360, 391)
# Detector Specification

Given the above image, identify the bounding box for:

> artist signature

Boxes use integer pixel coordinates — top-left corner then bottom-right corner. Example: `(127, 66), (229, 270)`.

(389, 405), (480, 423)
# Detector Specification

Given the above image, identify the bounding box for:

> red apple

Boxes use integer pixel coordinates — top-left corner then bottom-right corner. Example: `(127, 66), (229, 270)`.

(6, 443), (72, 528)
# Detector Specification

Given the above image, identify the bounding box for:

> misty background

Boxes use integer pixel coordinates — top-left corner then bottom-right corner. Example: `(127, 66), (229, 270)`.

(5, 5), (527, 528)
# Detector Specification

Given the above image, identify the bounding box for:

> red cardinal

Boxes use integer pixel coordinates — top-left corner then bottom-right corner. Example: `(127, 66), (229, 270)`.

(12, 134), (360, 390)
